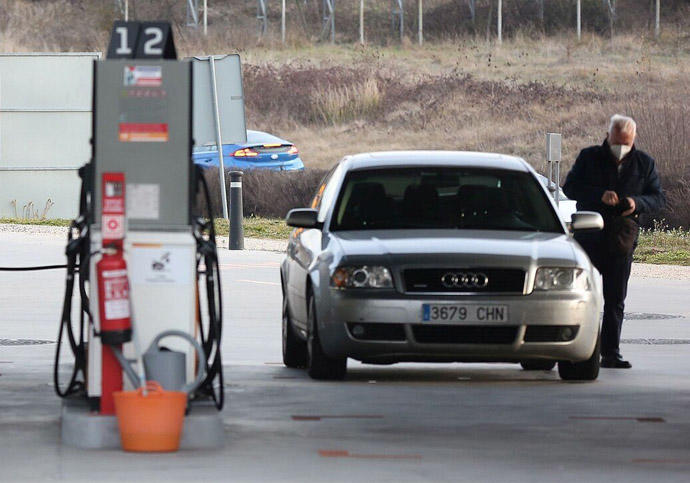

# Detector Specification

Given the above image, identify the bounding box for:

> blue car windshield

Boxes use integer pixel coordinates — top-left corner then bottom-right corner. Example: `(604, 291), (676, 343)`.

(330, 167), (563, 233)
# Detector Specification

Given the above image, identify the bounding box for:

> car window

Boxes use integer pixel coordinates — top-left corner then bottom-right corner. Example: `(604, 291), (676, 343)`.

(310, 167), (336, 210)
(330, 167), (564, 233)
(246, 130), (285, 145)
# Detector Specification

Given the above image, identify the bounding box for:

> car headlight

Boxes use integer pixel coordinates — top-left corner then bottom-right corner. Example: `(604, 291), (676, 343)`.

(330, 266), (393, 289)
(534, 267), (590, 291)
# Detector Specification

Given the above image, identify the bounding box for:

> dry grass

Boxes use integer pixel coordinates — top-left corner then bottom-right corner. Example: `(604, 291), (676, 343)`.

(2, 1), (689, 228)
(311, 78), (381, 125)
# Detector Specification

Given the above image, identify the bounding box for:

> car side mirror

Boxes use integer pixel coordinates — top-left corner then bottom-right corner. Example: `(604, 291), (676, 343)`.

(570, 211), (604, 232)
(286, 208), (320, 229)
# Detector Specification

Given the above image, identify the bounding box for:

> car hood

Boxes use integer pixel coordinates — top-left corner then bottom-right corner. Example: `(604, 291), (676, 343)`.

(331, 229), (579, 268)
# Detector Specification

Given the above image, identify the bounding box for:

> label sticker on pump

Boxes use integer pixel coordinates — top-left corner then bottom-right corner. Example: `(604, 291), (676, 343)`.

(118, 122), (169, 142)
(102, 173), (126, 245)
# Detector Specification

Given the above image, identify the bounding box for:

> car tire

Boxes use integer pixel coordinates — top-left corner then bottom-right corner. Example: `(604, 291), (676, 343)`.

(520, 361), (556, 371)
(558, 332), (601, 381)
(282, 294), (307, 368)
(307, 293), (347, 380)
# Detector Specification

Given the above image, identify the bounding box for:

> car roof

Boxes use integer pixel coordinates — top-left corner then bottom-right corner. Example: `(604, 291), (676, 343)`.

(340, 151), (531, 172)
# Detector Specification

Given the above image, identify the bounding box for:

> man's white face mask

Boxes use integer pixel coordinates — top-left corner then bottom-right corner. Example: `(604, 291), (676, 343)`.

(610, 144), (632, 161)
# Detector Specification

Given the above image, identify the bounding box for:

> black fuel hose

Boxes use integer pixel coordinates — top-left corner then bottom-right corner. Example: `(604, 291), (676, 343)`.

(0, 265), (68, 271)
(53, 164), (92, 399)
(192, 166), (225, 410)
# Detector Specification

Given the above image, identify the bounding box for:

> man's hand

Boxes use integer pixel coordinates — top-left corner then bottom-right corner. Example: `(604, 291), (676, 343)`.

(601, 190), (619, 206)
(622, 197), (636, 216)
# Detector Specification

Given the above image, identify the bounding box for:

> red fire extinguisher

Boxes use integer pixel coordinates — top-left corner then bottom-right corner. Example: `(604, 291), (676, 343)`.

(96, 249), (133, 345)
(98, 172), (132, 414)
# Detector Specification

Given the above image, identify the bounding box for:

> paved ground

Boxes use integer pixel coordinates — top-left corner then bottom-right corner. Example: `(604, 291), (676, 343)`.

(1, 231), (690, 482)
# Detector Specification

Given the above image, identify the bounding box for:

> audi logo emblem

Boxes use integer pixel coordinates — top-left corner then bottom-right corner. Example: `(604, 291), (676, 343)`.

(441, 272), (489, 289)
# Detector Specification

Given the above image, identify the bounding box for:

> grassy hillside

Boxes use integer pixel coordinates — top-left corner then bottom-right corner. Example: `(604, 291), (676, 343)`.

(1, 0), (688, 228)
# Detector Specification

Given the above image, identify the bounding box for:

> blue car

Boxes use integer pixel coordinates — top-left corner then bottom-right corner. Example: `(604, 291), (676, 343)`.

(192, 130), (305, 171)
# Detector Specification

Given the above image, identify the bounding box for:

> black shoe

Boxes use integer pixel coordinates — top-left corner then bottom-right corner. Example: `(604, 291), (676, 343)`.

(601, 356), (632, 369)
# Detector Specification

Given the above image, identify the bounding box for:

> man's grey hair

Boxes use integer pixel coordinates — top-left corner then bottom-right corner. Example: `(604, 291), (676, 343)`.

(608, 114), (637, 137)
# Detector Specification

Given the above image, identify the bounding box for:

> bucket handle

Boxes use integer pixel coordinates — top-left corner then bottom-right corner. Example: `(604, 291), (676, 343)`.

(147, 330), (207, 395)
(137, 381), (164, 396)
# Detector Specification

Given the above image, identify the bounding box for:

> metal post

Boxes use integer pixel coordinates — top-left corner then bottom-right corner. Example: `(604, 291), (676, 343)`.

(125, 0), (128, 21)
(229, 171), (244, 250)
(330, 0), (335, 44)
(546, 133), (562, 208)
(209, 56), (229, 221)
(257, 0), (268, 38)
(418, 0), (423, 46)
(203, 0), (208, 36)
(321, 0), (336, 44)
(497, 0), (502, 45)
(187, 0), (200, 28)
(391, 0), (404, 43)
(360, 0), (364, 44)
(576, 0), (581, 41)
(655, 0), (660, 39)
(282, 0), (286, 44)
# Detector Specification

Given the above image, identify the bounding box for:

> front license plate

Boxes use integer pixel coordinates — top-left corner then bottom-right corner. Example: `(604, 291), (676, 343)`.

(422, 304), (509, 323)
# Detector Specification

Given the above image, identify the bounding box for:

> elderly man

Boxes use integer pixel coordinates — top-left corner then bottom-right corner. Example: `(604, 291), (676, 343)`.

(563, 114), (665, 368)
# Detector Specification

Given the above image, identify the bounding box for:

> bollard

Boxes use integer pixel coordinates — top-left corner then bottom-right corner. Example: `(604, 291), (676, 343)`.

(228, 171), (244, 250)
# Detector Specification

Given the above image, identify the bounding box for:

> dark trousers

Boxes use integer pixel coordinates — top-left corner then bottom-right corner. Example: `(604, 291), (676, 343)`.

(577, 237), (634, 359)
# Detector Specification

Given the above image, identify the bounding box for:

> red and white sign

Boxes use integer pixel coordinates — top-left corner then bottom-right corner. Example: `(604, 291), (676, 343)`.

(123, 65), (162, 87)
(102, 172), (126, 248)
(119, 122), (169, 142)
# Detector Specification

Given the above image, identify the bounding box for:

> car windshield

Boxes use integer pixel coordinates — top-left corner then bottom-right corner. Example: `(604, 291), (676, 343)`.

(330, 167), (563, 233)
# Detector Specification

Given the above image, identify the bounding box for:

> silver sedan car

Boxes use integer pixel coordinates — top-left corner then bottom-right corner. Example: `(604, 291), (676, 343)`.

(281, 151), (604, 381)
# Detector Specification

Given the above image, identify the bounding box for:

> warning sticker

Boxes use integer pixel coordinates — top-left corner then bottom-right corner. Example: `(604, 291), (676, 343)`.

(102, 214), (125, 240)
(119, 123), (169, 142)
(127, 184), (160, 220)
(124, 65), (162, 87)
(130, 246), (193, 285)
(103, 276), (130, 319)
(105, 298), (130, 320)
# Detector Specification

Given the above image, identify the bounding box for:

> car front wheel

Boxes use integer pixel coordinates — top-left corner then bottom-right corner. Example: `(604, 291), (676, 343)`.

(307, 292), (346, 380)
(558, 332), (601, 381)
(282, 294), (307, 368)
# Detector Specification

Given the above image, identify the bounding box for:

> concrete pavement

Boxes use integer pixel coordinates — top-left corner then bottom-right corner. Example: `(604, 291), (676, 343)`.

(1, 232), (689, 481)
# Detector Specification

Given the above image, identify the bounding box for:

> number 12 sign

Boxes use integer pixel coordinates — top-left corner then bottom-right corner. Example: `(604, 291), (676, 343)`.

(107, 21), (177, 60)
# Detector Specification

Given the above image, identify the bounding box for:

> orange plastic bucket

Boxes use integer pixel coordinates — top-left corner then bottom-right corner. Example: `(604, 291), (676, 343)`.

(113, 381), (187, 452)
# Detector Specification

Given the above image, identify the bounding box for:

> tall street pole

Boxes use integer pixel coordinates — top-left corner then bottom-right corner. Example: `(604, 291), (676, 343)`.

(282, 0), (286, 44)
(418, 0), (423, 46)
(497, 0), (502, 45)
(360, 0), (364, 44)
(655, 0), (660, 39)
(577, 0), (581, 41)
(203, 0), (207, 36)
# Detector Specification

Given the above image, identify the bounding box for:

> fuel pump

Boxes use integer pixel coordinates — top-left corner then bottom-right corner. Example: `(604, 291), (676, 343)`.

(55, 21), (226, 448)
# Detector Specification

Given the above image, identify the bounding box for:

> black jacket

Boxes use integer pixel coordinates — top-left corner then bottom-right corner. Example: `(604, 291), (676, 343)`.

(563, 140), (665, 225)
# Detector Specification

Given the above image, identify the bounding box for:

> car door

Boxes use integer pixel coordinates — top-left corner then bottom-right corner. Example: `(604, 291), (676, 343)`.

(286, 167), (337, 330)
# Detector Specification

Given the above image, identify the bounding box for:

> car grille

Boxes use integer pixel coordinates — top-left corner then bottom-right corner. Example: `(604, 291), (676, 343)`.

(411, 325), (518, 344)
(403, 268), (525, 293)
